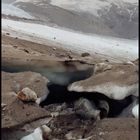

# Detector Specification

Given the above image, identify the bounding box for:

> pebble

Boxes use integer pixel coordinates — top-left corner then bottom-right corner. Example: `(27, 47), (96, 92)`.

(81, 52), (90, 57)
(17, 87), (37, 102)
(1, 103), (7, 108)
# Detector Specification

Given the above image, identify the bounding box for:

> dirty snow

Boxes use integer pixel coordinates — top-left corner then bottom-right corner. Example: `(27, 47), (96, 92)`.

(21, 127), (43, 140)
(2, 3), (34, 19)
(21, 125), (51, 140)
(132, 104), (139, 118)
(2, 19), (138, 62)
(68, 83), (138, 100)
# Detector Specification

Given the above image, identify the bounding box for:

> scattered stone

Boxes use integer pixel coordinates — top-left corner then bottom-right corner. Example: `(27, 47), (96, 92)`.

(23, 49), (30, 53)
(2, 108), (6, 111)
(81, 52), (90, 57)
(51, 112), (59, 118)
(13, 45), (18, 49)
(98, 100), (109, 119)
(6, 33), (10, 35)
(26, 113), (30, 116)
(68, 54), (73, 59)
(53, 47), (56, 50)
(104, 59), (109, 62)
(46, 116), (138, 140)
(44, 103), (74, 116)
(2, 71), (49, 105)
(17, 87), (37, 102)
(99, 132), (105, 136)
(2, 103), (7, 108)
(74, 98), (100, 120)
(59, 54), (66, 57)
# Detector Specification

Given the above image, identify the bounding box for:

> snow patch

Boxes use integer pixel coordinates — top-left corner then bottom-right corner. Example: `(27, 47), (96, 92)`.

(21, 127), (43, 140)
(132, 104), (139, 118)
(2, 3), (34, 19)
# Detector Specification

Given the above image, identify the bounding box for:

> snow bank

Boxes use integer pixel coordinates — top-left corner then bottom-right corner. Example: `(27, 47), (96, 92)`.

(2, 3), (34, 19)
(2, 19), (138, 62)
(68, 82), (138, 100)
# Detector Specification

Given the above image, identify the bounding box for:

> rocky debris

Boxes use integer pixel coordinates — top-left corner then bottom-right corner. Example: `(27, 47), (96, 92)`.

(74, 98), (100, 120)
(44, 103), (74, 117)
(98, 100), (109, 119)
(53, 47), (56, 50)
(2, 44), (42, 58)
(17, 87), (37, 102)
(46, 116), (138, 140)
(23, 49), (30, 53)
(2, 91), (50, 129)
(2, 103), (7, 117)
(1, 71), (50, 129)
(68, 62), (138, 100)
(2, 103), (7, 108)
(13, 45), (18, 49)
(2, 35), (85, 62)
(2, 98), (138, 140)
(73, 98), (109, 120)
(6, 32), (10, 35)
(2, 71), (49, 103)
(81, 52), (90, 57)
